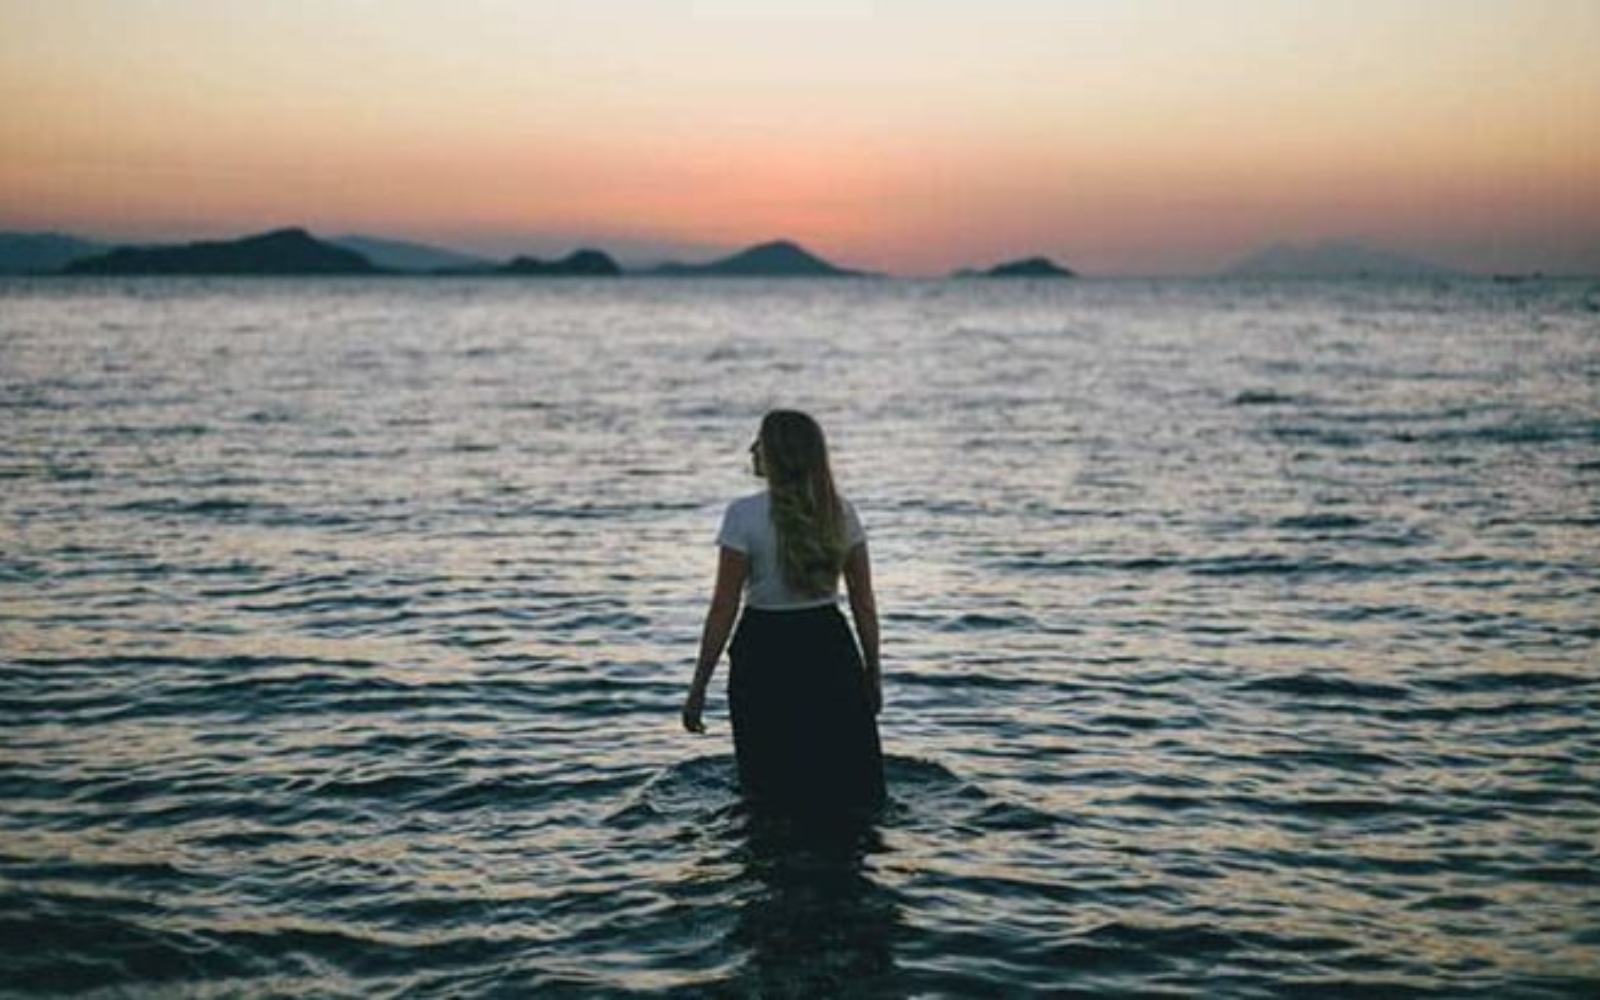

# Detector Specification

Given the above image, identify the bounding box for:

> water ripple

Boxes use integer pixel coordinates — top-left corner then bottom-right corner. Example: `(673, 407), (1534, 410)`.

(2, 278), (1597, 995)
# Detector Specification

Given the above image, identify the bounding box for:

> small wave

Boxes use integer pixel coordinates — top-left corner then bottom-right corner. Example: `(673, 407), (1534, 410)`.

(1232, 389), (1298, 406)
(937, 612), (1037, 632)
(1272, 415), (1598, 449)
(1277, 795), (1403, 819)
(1080, 919), (1246, 958)
(0, 393), (71, 412)
(233, 592), (413, 615)
(92, 422), (211, 439)
(424, 771), (644, 813)
(994, 554), (1178, 574)
(900, 671), (1046, 692)
(1276, 512), (1366, 530)
(1268, 425), (1365, 447)
(1375, 700), (1572, 724)
(0, 463), (96, 482)
(304, 771), (450, 802)
(6, 857), (205, 889)
(997, 553), (1452, 579)
(1191, 554), (1439, 578)
(446, 440), (498, 454)
(244, 408), (294, 424)
(545, 610), (652, 632)
(880, 755), (969, 791)
(356, 731), (475, 755)
(1274, 747), (1403, 770)
(608, 754), (739, 828)
(111, 668), (430, 721)
(1118, 792), (1210, 812)
(611, 754), (997, 833)
(1413, 670), (1595, 694)
(1086, 711), (1169, 731)
(1236, 673), (1411, 701)
(0, 556), (46, 583)
(195, 569), (366, 600)
(972, 799), (1059, 831)
(113, 496), (260, 518)
(1421, 419), (1600, 446)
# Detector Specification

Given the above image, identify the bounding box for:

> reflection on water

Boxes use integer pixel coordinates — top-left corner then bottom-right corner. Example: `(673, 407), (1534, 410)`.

(726, 806), (899, 997)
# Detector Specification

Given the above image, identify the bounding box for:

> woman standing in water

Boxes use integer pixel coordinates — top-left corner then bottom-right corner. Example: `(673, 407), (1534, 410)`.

(682, 410), (885, 811)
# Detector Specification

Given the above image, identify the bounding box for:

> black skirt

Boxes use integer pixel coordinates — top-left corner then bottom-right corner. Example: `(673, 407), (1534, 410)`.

(728, 604), (885, 813)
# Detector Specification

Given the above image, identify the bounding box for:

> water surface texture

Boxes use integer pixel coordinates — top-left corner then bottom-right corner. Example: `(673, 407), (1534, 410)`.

(3, 278), (1598, 996)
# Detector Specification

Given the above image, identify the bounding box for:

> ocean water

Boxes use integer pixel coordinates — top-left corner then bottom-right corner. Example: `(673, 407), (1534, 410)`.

(2, 276), (1598, 997)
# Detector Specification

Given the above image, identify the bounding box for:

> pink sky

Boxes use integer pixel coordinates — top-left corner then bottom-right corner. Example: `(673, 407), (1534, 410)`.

(2, 0), (1597, 274)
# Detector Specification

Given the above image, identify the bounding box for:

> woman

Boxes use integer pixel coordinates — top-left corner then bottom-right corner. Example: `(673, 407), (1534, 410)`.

(682, 410), (885, 812)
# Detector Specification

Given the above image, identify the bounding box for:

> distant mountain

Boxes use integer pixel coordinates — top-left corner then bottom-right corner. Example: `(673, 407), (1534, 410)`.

(500, 249), (621, 277)
(331, 234), (491, 272)
(1224, 240), (1455, 278)
(647, 239), (858, 277)
(964, 256), (1076, 278)
(65, 228), (377, 275)
(0, 232), (107, 273)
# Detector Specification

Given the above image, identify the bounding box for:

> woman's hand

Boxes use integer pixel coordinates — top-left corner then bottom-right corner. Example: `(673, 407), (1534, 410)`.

(682, 685), (706, 734)
(864, 670), (883, 716)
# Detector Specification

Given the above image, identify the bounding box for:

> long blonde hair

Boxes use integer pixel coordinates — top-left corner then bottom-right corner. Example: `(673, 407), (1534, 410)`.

(758, 410), (847, 597)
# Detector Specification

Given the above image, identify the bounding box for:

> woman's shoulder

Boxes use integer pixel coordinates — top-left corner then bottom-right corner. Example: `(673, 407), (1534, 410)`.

(726, 490), (769, 517)
(837, 494), (866, 544)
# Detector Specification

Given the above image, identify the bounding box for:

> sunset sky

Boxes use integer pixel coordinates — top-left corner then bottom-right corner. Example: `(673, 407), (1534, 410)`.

(2, 0), (1597, 274)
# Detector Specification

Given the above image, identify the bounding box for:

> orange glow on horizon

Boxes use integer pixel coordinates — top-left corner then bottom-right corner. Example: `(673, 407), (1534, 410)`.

(2, 0), (1597, 274)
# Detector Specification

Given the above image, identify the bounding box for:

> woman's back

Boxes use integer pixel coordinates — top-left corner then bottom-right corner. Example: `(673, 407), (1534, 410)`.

(717, 490), (865, 610)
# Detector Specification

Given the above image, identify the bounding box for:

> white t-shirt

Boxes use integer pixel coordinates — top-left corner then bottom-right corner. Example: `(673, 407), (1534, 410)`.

(716, 490), (866, 609)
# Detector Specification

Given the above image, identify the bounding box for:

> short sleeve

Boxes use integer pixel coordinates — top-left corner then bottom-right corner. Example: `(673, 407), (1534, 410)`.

(716, 502), (749, 553)
(843, 499), (866, 549)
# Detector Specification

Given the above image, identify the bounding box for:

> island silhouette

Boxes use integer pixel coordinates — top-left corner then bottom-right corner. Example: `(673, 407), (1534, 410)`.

(11, 224), (1493, 280)
(647, 239), (862, 277)
(66, 228), (375, 275)
(45, 228), (866, 278)
(499, 249), (622, 277)
(956, 256), (1076, 278)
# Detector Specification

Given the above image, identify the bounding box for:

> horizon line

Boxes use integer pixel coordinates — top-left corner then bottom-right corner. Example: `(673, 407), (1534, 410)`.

(4, 223), (1580, 279)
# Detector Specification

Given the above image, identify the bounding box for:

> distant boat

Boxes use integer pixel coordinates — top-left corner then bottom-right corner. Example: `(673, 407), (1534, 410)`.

(646, 239), (861, 277)
(1223, 240), (1455, 279)
(65, 228), (376, 275)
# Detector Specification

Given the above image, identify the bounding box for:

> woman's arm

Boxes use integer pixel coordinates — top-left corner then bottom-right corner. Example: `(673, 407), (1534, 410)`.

(843, 541), (882, 715)
(683, 545), (748, 733)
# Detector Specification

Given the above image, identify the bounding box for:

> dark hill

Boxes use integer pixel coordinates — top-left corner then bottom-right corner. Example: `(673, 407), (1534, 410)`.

(648, 239), (857, 277)
(974, 256), (1076, 278)
(500, 249), (621, 276)
(66, 228), (376, 275)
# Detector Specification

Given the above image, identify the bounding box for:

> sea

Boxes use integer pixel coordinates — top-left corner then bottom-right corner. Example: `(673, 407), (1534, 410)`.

(2, 276), (1597, 997)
